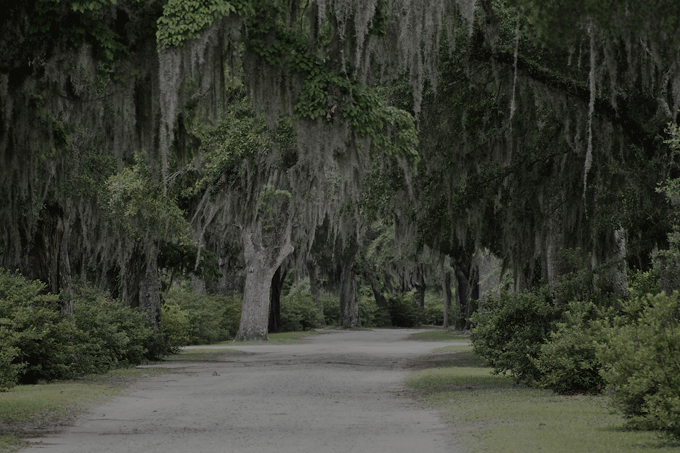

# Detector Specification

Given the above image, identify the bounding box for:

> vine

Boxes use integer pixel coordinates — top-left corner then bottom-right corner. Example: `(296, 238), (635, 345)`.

(156, 0), (253, 49)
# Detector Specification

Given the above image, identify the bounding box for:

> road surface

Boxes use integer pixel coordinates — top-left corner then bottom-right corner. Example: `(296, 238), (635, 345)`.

(22, 329), (466, 453)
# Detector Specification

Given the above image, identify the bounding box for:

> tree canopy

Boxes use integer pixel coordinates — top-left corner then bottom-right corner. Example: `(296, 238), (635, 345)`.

(1, 0), (679, 339)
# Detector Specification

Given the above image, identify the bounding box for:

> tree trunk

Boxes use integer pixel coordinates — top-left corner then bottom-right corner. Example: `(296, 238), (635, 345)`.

(208, 242), (244, 297)
(121, 247), (162, 329)
(416, 266), (426, 323)
(269, 267), (286, 333)
(453, 268), (469, 330)
(442, 270), (452, 329)
(235, 222), (293, 341)
(453, 257), (478, 330)
(593, 227), (629, 296)
(191, 275), (206, 294)
(339, 238), (360, 328)
(545, 212), (567, 291)
(139, 255), (161, 330)
(367, 274), (392, 327)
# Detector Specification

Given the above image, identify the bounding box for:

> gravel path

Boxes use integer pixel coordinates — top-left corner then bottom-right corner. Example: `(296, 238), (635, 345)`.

(22, 329), (466, 453)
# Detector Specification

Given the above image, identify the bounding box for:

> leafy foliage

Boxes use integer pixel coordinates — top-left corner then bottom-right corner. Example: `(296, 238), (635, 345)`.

(0, 323), (22, 391)
(598, 291), (680, 438)
(471, 286), (560, 385)
(71, 285), (167, 374)
(322, 295), (341, 326)
(0, 269), (165, 389)
(157, 0), (239, 49)
(280, 285), (321, 332)
(160, 302), (190, 351)
(422, 292), (445, 326)
(532, 301), (608, 394)
(163, 287), (241, 345)
(357, 293), (383, 328)
(105, 154), (190, 243)
(158, 242), (221, 283)
(387, 292), (422, 328)
(186, 96), (274, 197)
(27, 0), (141, 62)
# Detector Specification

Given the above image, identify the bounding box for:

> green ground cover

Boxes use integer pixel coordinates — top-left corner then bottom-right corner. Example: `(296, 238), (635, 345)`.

(408, 330), (471, 342)
(407, 347), (680, 453)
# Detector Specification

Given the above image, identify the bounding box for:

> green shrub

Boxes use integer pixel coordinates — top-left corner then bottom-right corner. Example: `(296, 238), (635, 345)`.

(532, 301), (608, 394)
(280, 285), (320, 332)
(423, 292), (444, 326)
(322, 294), (340, 326)
(221, 294), (242, 338)
(597, 291), (680, 439)
(161, 303), (190, 351)
(387, 292), (421, 327)
(0, 270), (77, 383)
(470, 286), (561, 385)
(163, 288), (235, 344)
(72, 285), (167, 370)
(628, 268), (661, 299)
(358, 294), (382, 327)
(0, 322), (22, 390)
(0, 269), (164, 386)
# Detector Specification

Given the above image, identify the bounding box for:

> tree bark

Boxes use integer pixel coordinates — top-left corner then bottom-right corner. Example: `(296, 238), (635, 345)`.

(416, 266), (426, 323)
(593, 227), (629, 296)
(269, 267), (286, 333)
(544, 206), (567, 292)
(339, 238), (360, 328)
(442, 270), (452, 329)
(191, 275), (206, 294)
(120, 247), (162, 329)
(367, 274), (392, 327)
(139, 256), (161, 330)
(235, 222), (293, 341)
(453, 257), (478, 330)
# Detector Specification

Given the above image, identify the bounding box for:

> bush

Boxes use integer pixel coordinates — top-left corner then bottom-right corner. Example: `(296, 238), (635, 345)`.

(322, 294), (340, 326)
(628, 268), (660, 299)
(387, 292), (421, 327)
(161, 303), (190, 351)
(1, 270), (77, 384)
(280, 284), (320, 332)
(221, 294), (242, 338)
(0, 323), (22, 391)
(470, 286), (561, 385)
(71, 285), (165, 373)
(0, 269), (165, 388)
(163, 288), (240, 344)
(597, 291), (680, 439)
(532, 301), (608, 394)
(422, 292), (444, 326)
(358, 293), (383, 327)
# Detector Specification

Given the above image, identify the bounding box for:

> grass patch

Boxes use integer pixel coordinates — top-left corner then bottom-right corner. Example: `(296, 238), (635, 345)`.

(164, 348), (244, 362)
(407, 352), (680, 453)
(433, 344), (476, 353)
(431, 347), (489, 368)
(0, 382), (120, 426)
(227, 330), (328, 345)
(0, 435), (26, 453)
(409, 330), (470, 342)
(0, 367), (170, 453)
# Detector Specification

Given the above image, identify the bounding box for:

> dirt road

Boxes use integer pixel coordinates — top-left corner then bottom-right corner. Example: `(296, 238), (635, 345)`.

(22, 329), (466, 453)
